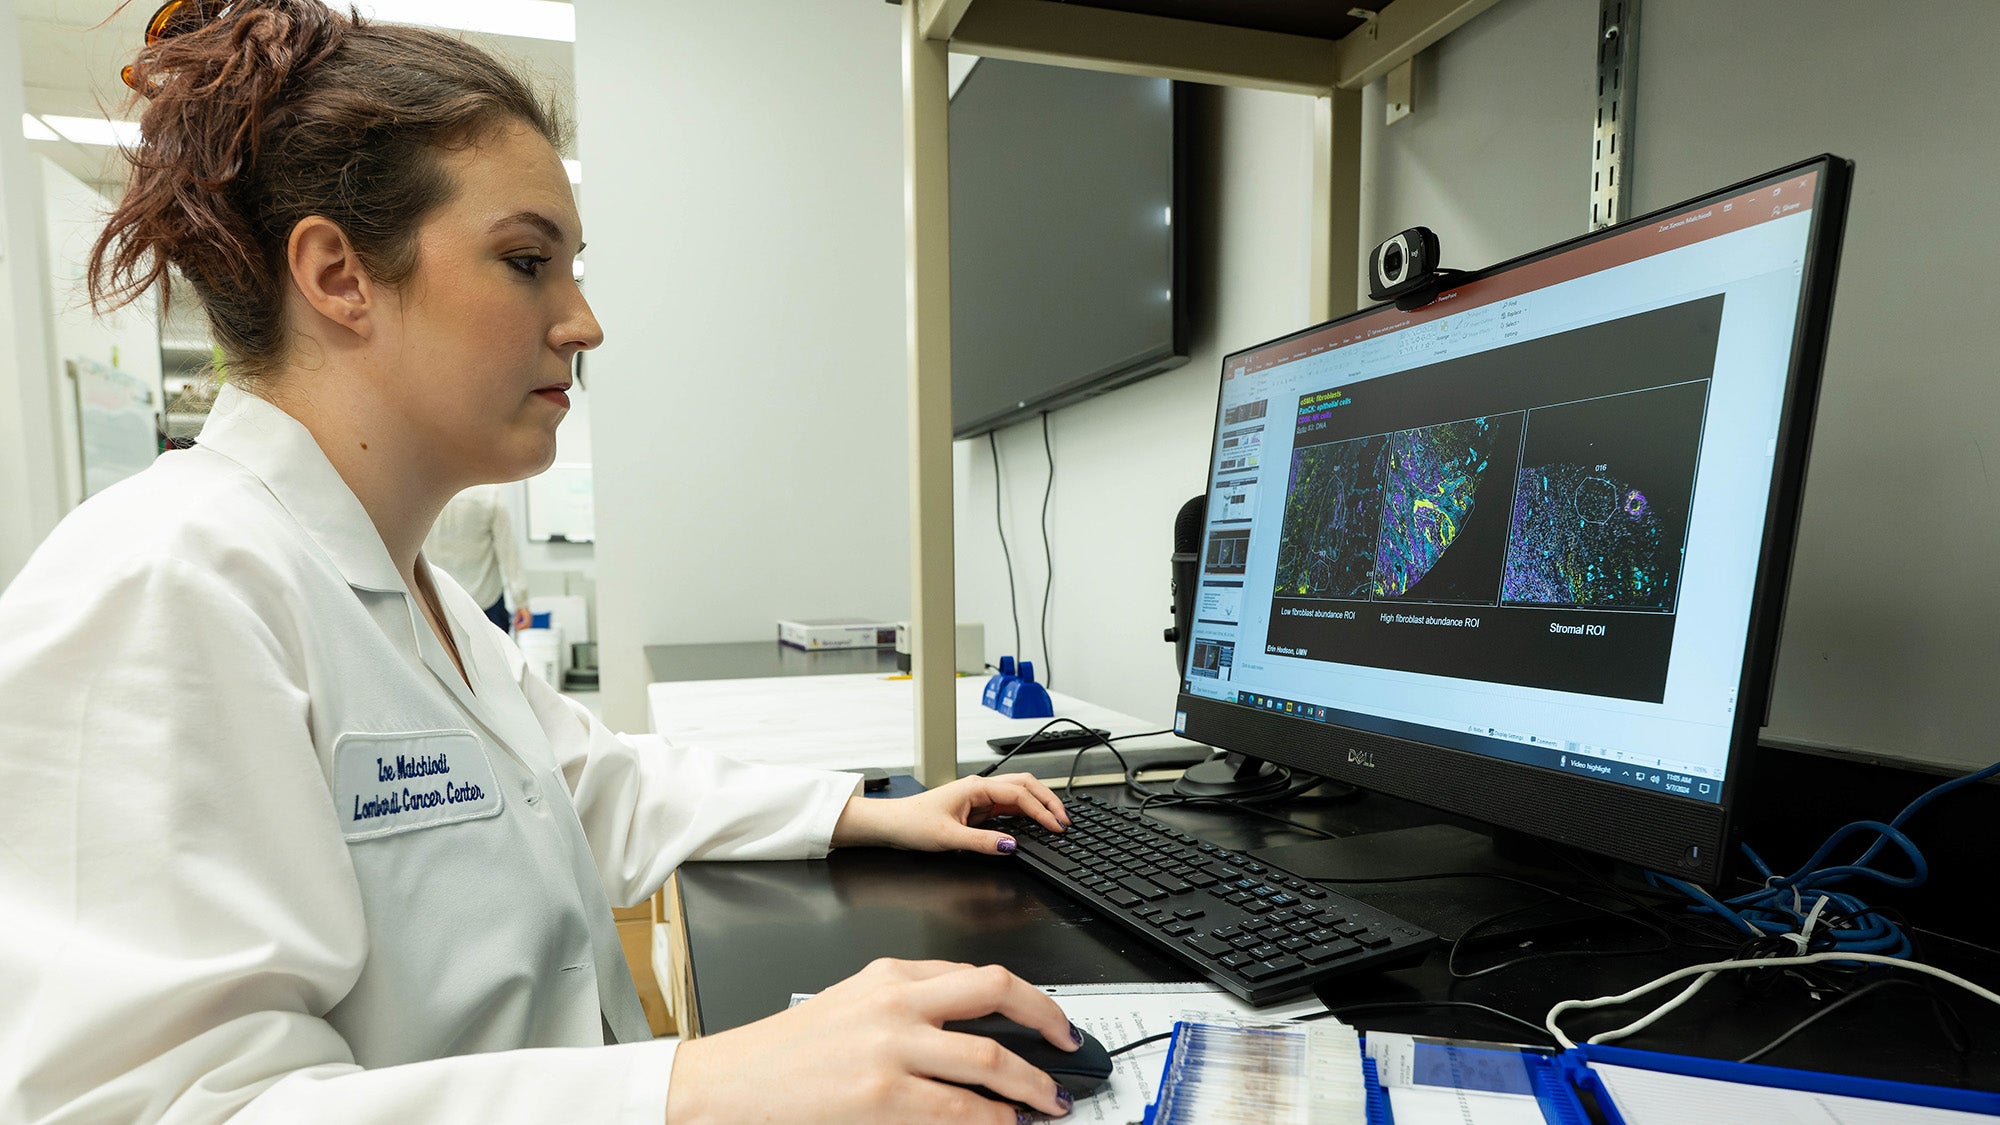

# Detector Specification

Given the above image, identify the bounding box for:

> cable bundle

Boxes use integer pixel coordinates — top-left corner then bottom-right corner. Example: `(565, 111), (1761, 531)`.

(1650, 760), (2000, 958)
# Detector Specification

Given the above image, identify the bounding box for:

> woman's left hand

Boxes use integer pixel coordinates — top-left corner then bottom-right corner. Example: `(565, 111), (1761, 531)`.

(832, 773), (1070, 854)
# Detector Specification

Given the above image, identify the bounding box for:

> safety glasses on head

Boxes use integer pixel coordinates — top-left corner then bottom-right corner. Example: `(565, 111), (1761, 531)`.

(121, 0), (237, 94)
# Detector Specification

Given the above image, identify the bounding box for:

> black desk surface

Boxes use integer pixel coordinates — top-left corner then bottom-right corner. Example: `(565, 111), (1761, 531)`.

(677, 783), (2000, 1093)
(644, 640), (901, 683)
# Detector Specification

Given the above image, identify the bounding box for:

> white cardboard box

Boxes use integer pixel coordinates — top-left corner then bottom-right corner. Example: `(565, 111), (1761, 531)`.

(776, 617), (900, 651)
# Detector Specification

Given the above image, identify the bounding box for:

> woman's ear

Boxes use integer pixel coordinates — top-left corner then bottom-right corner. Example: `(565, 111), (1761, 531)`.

(286, 215), (382, 339)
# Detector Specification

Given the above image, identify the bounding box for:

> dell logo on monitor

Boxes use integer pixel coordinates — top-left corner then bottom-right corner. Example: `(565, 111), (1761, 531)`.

(1347, 748), (1376, 769)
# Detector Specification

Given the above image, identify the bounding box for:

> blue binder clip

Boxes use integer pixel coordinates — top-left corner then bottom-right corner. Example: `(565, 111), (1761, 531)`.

(998, 660), (1053, 719)
(982, 655), (1018, 710)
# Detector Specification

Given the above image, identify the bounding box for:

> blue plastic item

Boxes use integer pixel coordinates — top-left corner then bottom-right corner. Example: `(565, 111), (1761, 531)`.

(982, 655), (1018, 710)
(998, 660), (1053, 719)
(530, 612), (553, 629)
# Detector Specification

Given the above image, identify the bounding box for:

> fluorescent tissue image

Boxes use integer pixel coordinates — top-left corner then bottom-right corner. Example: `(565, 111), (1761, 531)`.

(1372, 418), (1496, 598)
(1273, 433), (1390, 598)
(1502, 463), (1673, 608)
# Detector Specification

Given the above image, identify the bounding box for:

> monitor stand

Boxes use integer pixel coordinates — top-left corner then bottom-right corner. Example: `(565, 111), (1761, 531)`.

(1174, 750), (1292, 799)
(1251, 822), (1625, 944)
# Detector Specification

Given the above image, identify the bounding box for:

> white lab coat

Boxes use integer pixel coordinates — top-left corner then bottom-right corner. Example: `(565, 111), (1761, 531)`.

(0, 385), (862, 1123)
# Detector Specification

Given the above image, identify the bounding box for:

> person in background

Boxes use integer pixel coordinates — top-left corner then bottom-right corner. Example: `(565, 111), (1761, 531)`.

(0, 2), (1080, 1122)
(424, 482), (533, 633)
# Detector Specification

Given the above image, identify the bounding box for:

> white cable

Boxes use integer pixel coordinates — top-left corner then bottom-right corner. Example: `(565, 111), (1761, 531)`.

(1585, 971), (1721, 1047)
(1544, 952), (2000, 1050)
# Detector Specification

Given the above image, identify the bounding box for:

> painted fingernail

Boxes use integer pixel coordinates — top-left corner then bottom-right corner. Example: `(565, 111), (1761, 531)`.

(997, 837), (1016, 854)
(1016, 1112), (1032, 1125)
(1057, 1087), (1074, 1111)
(1070, 1023), (1083, 1046)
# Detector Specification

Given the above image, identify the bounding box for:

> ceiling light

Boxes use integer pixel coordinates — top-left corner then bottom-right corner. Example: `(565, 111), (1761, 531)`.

(351, 0), (574, 42)
(563, 159), (581, 184)
(21, 114), (59, 142)
(39, 115), (144, 148)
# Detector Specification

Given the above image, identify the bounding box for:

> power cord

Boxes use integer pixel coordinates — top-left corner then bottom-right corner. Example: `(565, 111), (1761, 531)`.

(1543, 950), (2000, 1050)
(1734, 977), (1969, 1065)
(1304, 868), (1678, 980)
(1102, 999), (1558, 1060)
(987, 431), (1022, 660)
(1313, 1001), (1557, 1045)
(974, 718), (1165, 779)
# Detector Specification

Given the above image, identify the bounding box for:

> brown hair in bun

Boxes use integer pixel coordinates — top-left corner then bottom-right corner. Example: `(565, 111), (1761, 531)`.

(89, 0), (565, 390)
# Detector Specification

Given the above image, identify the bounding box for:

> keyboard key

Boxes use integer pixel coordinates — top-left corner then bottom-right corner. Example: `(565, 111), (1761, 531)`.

(1184, 935), (1233, 958)
(1237, 959), (1289, 982)
(1117, 877), (1168, 901)
(1162, 921), (1194, 936)
(1219, 952), (1251, 969)
(1277, 936), (1309, 952)
(1247, 943), (1280, 960)
(1298, 942), (1361, 965)
(1105, 889), (1142, 908)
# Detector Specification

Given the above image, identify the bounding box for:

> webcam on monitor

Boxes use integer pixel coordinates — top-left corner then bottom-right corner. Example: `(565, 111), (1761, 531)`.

(1367, 226), (1465, 311)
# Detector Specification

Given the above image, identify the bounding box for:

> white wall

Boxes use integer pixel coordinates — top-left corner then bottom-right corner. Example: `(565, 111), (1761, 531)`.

(0, 0), (65, 589)
(42, 156), (163, 503)
(575, 0), (912, 730)
(954, 85), (1316, 723)
(1632, 2), (2000, 768)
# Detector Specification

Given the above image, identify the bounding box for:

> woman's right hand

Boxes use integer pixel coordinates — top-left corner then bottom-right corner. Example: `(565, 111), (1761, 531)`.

(664, 958), (1080, 1124)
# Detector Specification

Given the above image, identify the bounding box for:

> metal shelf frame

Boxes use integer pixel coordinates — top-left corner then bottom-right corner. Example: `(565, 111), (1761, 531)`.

(900, 0), (1503, 783)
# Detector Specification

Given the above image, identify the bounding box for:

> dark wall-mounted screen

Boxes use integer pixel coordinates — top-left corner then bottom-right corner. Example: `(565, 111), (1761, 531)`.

(949, 59), (1188, 439)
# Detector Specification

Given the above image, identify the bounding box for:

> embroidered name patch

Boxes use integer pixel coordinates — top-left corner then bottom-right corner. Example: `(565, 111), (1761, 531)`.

(333, 729), (503, 841)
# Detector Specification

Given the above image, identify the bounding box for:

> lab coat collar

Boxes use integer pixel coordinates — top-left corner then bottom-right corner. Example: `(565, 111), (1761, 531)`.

(194, 384), (407, 595)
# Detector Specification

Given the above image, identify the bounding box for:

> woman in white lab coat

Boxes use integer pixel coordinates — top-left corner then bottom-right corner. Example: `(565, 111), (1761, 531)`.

(0, 3), (1081, 1122)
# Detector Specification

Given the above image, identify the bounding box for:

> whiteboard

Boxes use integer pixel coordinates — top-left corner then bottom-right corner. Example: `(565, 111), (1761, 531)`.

(70, 357), (157, 498)
(525, 463), (594, 542)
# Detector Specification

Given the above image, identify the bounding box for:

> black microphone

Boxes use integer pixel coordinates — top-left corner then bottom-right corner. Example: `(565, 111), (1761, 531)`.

(1166, 494), (1205, 676)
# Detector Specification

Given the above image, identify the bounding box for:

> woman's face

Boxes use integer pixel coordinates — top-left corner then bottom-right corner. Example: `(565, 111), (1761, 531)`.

(375, 122), (599, 485)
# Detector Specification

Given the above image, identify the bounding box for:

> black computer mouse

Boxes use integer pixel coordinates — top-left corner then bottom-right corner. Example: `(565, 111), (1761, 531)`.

(943, 1013), (1115, 1109)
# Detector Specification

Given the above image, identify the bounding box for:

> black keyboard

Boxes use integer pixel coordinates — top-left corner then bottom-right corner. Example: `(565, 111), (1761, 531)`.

(1002, 794), (1437, 1004)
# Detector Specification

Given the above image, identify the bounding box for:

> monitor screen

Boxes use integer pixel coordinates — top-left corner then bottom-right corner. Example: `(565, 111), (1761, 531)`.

(949, 59), (1188, 438)
(1175, 157), (1852, 884)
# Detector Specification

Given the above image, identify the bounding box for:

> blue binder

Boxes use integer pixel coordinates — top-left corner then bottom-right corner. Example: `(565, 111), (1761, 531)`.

(1142, 1020), (2000, 1123)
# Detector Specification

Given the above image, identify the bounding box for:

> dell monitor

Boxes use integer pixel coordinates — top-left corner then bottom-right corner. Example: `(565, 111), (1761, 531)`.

(1174, 156), (1853, 886)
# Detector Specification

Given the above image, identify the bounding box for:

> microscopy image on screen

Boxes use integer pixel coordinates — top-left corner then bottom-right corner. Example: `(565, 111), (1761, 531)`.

(1272, 433), (1389, 599)
(1501, 381), (1709, 611)
(1272, 415), (1521, 604)
(1374, 414), (1521, 604)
